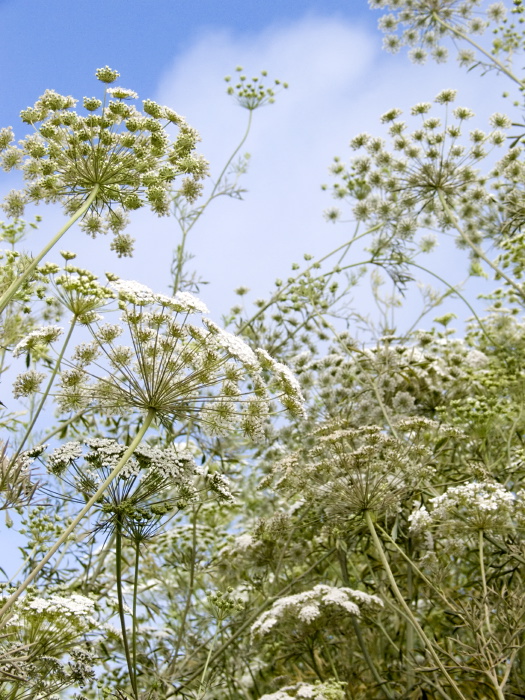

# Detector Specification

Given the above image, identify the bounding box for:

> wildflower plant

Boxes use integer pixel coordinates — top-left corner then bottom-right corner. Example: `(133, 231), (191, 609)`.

(6, 2), (525, 698)
(55, 280), (305, 436)
(0, 66), (208, 313)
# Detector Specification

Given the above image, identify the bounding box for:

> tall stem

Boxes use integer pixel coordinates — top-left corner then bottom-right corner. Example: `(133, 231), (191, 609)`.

(132, 539), (140, 696)
(12, 317), (77, 462)
(337, 548), (395, 699)
(0, 186), (100, 315)
(478, 530), (492, 635)
(433, 13), (524, 87)
(365, 511), (468, 700)
(0, 408), (155, 623)
(116, 518), (138, 700)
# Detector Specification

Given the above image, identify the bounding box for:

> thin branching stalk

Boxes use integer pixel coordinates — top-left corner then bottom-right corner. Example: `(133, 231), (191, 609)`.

(478, 530), (492, 635)
(337, 548), (395, 700)
(437, 191), (525, 303)
(132, 538), (140, 697)
(365, 510), (468, 700)
(172, 111), (253, 293)
(0, 185), (100, 315)
(432, 12), (524, 86)
(12, 316), (78, 463)
(116, 517), (139, 700)
(0, 407), (155, 624)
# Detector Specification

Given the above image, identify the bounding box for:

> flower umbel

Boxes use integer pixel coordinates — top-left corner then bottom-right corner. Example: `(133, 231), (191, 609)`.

(57, 281), (305, 438)
(0, 67), (209, 253)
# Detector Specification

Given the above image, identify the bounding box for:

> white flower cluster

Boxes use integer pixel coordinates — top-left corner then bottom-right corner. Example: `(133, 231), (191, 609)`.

(259, 680), (345, 700)
(409, 481), (517, 534)
(12, 324), (63, 358)
(57, 281), (305, 439)
(10, 592), (97, 631)
(251, 584), (382, 638)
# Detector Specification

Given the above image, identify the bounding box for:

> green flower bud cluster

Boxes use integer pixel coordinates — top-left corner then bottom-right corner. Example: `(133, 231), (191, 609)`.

(225, 66), (288, 111)
(0, 67), (209, 255)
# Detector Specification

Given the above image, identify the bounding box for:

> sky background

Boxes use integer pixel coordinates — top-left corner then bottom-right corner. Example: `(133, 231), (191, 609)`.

(0, 0), (518, 575)
(0, 0), (515, 334)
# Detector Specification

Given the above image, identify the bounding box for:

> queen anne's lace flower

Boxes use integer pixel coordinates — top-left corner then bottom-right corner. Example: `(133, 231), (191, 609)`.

(251, 584), (382, 639)
(0, 67), (208, 255)
(409, 481), (517, 534)
(57, 281), (304, 440)
(370, 0), (496, 64)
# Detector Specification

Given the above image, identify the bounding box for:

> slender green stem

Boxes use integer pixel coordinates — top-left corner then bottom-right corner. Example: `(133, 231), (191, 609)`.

(170, 504), (201, 670)
(0, 186), (100, 315)
(433, 13), (524, 87)
(237, 223), (383, 334)
(12, 317), (78, 463)
(196, 630), (220, 700)
(172, 112), (253, 293)
(132, 539), (141, 696)
(437, 191), (525, 303)
(116, 518), (138, 700)
(365, 511), (468, 700)
(478, 530), (492, 635)
(407, 262), (498, 347)
(377, 525), (458, 612)
(0, 407), (155, 624)
(337, 548), (395, 699)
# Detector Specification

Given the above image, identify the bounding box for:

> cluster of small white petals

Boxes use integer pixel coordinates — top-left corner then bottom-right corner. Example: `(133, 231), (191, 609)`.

(370, 0), (497, 65)
(12, 592), (98, 631)
(259, 681), (345, 700)
(410, 481), (517, 534)
(203, 318), (259, 369)
(47, 440), (83, 475)
(110, 279), (157, 305)
(12, 325), (63, 357)
(251, 584), (382, 638)
(12, 369), (46, 398)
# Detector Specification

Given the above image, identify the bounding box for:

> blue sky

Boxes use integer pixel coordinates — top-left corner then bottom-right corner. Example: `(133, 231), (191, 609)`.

(0, 0), (518, 575)
(0, 0), (373, 127)
(0, 0), (512, 327)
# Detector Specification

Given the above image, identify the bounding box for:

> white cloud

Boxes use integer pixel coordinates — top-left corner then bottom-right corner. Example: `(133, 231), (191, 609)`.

(0, 15), (512, 332)
(149, 15), (511, 329)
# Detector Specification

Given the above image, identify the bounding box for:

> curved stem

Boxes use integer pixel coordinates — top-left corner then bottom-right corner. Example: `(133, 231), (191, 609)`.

(12, 317), (78, 462)
(237, 223), (383, 334)
(116, 518), (138, 699)
(0, 186), (100, 315)
(172, 112), (253, 293)
(337, 548), (395, 699)
(437, 191), (525, 303)
(433, 13), (523, 87)
(365, 511), (468, 700)
(0, 407), (155, 623)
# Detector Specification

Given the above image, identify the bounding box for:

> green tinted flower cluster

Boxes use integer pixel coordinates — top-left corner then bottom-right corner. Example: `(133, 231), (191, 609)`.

(0, 67), (208, 256)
